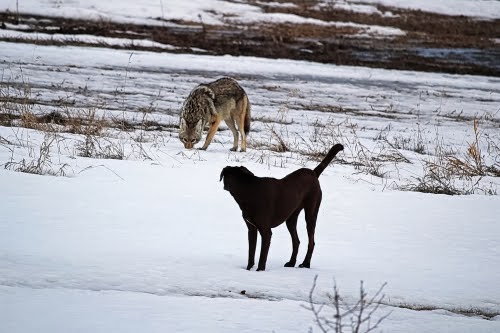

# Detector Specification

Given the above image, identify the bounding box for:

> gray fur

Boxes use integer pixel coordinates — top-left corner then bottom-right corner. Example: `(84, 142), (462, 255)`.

(179, 77), (251, 151)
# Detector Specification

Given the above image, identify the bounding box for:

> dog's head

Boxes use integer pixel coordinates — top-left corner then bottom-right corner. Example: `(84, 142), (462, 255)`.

(179, 85), (216, 149)
(219, 166), (255, 191)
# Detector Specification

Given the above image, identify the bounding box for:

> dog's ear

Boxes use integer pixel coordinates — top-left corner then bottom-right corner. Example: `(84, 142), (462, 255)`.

(219, 167), (227, 182)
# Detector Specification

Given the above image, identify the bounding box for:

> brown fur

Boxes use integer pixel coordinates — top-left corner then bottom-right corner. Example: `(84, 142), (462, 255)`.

(220, 144), (344, 271)
(179, 77), (251, 151)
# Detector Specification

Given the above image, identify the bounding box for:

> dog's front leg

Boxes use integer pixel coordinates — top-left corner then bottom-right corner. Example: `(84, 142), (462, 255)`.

(246, 222), (257, 270)
(257, 228), (272, 271)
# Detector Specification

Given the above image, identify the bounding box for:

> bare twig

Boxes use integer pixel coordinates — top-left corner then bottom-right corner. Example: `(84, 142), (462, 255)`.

(304, 275), (390, 333)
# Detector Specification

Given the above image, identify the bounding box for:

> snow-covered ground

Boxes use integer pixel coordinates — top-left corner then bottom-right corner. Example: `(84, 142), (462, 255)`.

(1, 1), (500, 332)
(2, 0), (499, 24)
(356, 0), (500, 19)
(1, 40), (500, 332)
(0, 129), (499, 332)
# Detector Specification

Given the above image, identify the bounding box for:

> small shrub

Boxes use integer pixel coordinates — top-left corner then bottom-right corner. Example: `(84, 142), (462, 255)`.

(304, 275), (390, 333)
(76, 135), (124, 160)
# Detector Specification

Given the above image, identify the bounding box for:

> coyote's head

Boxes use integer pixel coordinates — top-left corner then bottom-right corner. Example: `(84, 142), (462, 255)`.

(179, 85), (216, 149)
(179, 118), (204, 149)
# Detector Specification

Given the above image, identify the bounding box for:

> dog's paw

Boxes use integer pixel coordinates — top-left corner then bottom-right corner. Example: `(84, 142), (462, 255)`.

(246, 264), (254, 270)
(299, 262), (310, 268)
(284, 261), (296, 267)
(229, 147), (237, 152)
(197, 147), (207, 151)
(256, 266), (266, 271)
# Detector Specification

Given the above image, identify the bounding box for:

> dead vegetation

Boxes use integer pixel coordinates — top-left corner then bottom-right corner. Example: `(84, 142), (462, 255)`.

(258, 1), (499, 47)
(0, 63), (498, 194)
(1, 93), (499, 194)
(305, 275), (391, 333)
(398, 119), (499, 195)
(388, 302), (500, 321)
(444, 119), (500, 178)
(3, 132), (70, 176)
(0, 79), (173, 174)
(248, 106), (499, 195)
(1, 4), (499, 76)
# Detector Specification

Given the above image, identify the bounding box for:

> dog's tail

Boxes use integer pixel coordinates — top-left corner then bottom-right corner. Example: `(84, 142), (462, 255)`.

(314, 144), (344, 177)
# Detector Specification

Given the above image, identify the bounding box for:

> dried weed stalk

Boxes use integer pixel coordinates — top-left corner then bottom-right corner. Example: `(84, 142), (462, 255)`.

(444, 118), (500, 178)
(3, 133), (69, 176)
(304, 275), (390, 333)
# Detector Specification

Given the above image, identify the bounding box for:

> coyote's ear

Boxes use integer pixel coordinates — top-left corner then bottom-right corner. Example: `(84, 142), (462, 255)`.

(179, 118), (187, 131)
(202, 86), (215, 100)
(195, 119), (203, 133)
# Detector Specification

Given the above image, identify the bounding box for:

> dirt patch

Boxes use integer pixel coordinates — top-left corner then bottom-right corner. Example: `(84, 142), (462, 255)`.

(259, 1), (499, 47)
(1, 4), (499, 76)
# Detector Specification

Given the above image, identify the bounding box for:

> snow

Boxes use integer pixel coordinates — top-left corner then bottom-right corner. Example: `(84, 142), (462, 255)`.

(0, 127), (499, 332)
(1, 1), (500, 332)
(356, 0), (500, 19)
(1, 0), (499, 27)
(0, 29), (179, 50)
(4, 286), (498, 333)
(315, 2), (385, 16)
(0, 0), (258, 25)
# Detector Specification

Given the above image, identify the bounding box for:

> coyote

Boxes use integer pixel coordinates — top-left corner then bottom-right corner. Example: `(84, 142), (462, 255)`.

(179, 77), (251, 151)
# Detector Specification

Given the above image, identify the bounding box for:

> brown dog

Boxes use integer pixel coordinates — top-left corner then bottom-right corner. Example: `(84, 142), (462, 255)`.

(220, 144), (344, 271)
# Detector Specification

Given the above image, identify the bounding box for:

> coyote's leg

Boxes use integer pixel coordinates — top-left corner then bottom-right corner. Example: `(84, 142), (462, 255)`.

(200, 115), (222, 150)
(224, 117), (239, 151)
(236, 99), (247, 152)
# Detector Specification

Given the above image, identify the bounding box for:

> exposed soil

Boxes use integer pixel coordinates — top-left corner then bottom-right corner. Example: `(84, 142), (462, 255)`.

(1, 1), (499, 76)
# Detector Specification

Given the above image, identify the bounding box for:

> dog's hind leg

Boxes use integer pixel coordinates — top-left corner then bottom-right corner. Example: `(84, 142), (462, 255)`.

(245, 219), (257, 270)
(256, 227), (272, 271)
(284, 209), (301, 267)
(299, 195), (322, 268)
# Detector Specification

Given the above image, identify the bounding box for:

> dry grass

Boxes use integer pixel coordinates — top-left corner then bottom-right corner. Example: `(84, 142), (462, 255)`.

(269, 126), (289, 153)
(444, 118), (500, 178)
(298, 118), (413, 178)
(0, 79), (171, 163)
(64, 108), (106, 136)
(1, 70), (498, 194)
(398, 120), (499, 195)
(3, 133), (69, 176)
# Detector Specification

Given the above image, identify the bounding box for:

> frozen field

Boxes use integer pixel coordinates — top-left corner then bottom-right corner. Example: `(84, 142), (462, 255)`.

(1, 1), (500, 332)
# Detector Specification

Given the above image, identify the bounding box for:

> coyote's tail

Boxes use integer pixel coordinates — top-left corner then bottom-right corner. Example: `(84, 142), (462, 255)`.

(313, 144), (344, 177)
(243, 95), (251, 134)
